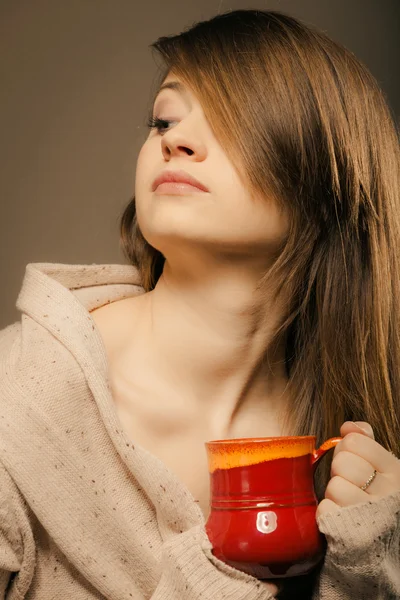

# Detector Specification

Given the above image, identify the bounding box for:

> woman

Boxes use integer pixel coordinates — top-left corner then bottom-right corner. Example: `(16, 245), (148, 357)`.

(0, 8), (399, 600)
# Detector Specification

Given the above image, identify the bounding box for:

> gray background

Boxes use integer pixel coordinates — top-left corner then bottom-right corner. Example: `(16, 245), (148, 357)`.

(1, 0), (399, 328)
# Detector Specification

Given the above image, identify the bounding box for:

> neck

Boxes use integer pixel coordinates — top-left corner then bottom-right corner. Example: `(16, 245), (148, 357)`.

(122, 253), (291, 435)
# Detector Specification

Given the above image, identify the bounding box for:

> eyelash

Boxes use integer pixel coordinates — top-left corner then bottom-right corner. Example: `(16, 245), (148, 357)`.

(146, 116), (173, 134)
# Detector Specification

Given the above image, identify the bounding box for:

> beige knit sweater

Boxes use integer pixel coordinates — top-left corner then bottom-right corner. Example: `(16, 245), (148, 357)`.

(0, 263), (399, 600)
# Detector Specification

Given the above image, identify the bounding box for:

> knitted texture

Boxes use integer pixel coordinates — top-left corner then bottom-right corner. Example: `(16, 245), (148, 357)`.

(0, 263), (398, 599)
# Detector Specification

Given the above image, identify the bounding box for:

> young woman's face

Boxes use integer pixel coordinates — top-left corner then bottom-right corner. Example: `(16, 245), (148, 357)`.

(135, 74), (289, 264)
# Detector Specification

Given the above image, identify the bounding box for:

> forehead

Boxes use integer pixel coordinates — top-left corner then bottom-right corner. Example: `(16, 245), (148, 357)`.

(154, 73), (197, 104)
(156, 79), (187, 96)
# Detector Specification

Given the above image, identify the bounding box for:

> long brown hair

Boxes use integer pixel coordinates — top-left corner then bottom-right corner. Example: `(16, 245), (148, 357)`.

(120, 9), (400, 492)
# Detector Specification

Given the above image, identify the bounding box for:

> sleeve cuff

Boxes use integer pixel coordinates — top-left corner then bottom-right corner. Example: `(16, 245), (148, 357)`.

(317, 489), (400, 558)
(153, 525), (275, 600)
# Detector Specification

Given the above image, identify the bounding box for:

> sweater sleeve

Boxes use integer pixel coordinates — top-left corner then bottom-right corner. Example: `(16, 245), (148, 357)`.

(312, 490), (400, 599)
(150, 525), (276, 600)
(150, 491), (400, 599)
(0, 461), (36, 598)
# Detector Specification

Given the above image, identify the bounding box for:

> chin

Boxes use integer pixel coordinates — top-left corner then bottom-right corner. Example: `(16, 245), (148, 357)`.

(137, 207), (208, 247)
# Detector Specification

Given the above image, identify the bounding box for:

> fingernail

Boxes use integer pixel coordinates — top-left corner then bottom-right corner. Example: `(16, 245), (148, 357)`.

(352, 421), (371, 434)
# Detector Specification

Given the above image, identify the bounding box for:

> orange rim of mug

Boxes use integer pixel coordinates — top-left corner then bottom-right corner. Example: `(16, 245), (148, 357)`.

(205, 435), (341, 472)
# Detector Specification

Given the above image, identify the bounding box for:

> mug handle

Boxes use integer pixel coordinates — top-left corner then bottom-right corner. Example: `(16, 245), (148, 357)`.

(312, 437), (342, 467)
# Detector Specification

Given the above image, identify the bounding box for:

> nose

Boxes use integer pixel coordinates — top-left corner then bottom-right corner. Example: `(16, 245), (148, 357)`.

(161, 127), (207, 162)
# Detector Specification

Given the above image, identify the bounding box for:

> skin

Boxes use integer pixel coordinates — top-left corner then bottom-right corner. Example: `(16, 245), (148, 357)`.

(317, 420), (400, 518)
(92, 73), (400, 596)
(133, 72), (292, 431)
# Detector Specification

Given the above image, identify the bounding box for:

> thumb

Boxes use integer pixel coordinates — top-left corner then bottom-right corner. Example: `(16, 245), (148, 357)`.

(340, 420), (375, 440)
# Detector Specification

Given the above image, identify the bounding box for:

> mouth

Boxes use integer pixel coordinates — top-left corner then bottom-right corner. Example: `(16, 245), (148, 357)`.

(154, 181), (209, 195)
(152, 169), (210, 193)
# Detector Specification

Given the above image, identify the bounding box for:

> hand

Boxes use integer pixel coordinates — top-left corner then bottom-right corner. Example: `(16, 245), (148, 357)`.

(316, 421), (400, 518)
(261, 580), (281, 598)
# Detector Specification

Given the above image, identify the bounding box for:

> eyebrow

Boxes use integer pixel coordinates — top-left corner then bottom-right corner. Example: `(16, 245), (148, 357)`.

(154, 80), (189, 102)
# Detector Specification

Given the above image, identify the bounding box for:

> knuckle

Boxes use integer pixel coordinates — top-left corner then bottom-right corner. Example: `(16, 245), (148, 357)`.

(341, 432), (360, 452)
(316, 499), (328, 518)
(331, 451), (350, 476)
(325, 475), (343, 500)
(391, 464), (400, 484)
(359, 421), (374, 435)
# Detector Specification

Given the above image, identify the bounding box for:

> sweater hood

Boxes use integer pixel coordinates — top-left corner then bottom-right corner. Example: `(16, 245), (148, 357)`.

(15, 262), (144, 379)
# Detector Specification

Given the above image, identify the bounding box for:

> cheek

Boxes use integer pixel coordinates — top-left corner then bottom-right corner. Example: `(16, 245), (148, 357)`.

(254, 194), (290, 238)
(233, 194), (290, 244)
(135, 143), (153, 194)
(270, 206), (290, 242)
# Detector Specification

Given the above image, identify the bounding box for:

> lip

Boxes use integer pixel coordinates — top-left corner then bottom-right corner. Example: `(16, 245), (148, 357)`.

(152, 169), (210, 193)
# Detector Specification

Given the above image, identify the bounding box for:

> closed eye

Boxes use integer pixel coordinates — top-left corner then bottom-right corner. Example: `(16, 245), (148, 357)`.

(146, 116), (173, 134)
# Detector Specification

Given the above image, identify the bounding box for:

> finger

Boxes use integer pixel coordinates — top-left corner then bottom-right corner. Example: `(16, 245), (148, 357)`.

(340, 421), (374, 440)
(324, 475), (367, 507)
(333, 422), (374, 460)
(331, 450), (375, 488)
(261, 582), (280, 596)
(316, 498), (340, 518)
(330, 450), (395, 496)
(333, 432), (398, 473)
(269, 581), (282, 597)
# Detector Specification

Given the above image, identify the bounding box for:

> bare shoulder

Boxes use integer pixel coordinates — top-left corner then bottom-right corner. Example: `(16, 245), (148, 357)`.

(90, 293), (146, 360)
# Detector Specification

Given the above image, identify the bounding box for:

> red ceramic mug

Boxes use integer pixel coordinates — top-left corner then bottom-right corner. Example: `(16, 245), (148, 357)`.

(205, 435), (341, 579)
